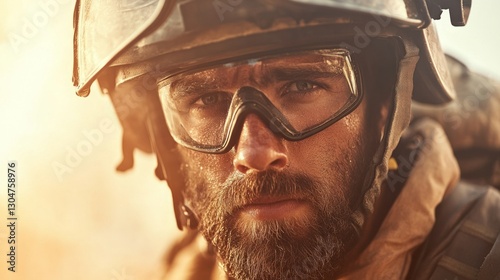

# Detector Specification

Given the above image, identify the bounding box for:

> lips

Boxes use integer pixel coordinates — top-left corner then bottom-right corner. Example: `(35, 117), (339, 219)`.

(239, 196), (310, 220)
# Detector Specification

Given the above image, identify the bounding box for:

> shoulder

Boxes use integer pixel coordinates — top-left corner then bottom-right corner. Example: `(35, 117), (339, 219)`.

(409, 181), (500, 280)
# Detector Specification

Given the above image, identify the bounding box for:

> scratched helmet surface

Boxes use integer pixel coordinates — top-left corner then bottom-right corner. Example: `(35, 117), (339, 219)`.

(73, 0), (471, 104)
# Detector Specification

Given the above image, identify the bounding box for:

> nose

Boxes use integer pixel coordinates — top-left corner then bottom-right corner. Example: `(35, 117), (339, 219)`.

(233, 114), (289, 174)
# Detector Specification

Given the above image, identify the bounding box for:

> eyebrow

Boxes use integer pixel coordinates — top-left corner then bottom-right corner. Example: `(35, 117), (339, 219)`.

(258, 64), (342, 87)
(167, 76), (221, 99)
(166, 62), (344, 98)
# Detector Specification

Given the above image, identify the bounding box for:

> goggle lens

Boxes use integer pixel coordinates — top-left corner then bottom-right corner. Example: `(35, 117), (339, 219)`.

(158, 48), (361, 153)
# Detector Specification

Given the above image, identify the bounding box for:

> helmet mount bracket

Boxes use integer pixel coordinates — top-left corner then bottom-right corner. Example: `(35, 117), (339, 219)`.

(426, 0), (472, 26)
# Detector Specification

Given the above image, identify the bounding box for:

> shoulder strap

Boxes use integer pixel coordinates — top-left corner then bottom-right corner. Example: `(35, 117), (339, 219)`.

(408, 181), (500, 280)
(478, 233), (500, 279)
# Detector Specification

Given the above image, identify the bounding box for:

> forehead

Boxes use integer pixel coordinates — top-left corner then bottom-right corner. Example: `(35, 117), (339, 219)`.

(164, 49), (347, 85)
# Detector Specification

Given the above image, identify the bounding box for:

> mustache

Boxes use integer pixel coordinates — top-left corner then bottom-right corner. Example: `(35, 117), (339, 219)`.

(215, 170), (321, 215)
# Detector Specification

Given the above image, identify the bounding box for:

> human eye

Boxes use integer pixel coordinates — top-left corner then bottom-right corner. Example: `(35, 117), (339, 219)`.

(191, 91), (232, 113)
(280, 80), (327, 103)
(283, 81), (320, 95)
(277, 77), (338, 111)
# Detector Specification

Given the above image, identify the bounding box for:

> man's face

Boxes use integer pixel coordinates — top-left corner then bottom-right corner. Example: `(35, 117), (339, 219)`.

(170, 52), (385, 280)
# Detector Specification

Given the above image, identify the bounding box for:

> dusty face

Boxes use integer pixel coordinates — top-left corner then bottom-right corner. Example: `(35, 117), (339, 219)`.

(168, 52), (386, 280)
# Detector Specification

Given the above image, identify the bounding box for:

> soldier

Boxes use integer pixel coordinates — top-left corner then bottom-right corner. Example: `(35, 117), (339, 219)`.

(72, 0), (500, 279)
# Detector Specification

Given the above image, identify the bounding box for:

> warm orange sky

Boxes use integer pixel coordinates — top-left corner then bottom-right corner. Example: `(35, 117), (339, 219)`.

(0, 1), (179, 280)
(0, 1), (499, 280)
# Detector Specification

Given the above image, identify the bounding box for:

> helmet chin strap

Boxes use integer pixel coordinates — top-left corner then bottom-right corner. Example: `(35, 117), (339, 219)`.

(145, 91), (199, 230)
(352, 38), (421, 232)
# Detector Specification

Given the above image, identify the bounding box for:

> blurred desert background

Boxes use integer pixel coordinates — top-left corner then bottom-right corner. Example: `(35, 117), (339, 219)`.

(0, 1), (498, 280)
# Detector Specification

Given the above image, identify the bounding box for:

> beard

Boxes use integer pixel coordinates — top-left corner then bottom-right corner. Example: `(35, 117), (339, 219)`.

(183, 162), (365, 280)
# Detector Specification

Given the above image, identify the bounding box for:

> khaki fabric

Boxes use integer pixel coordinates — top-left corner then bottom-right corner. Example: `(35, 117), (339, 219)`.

(339, 118), (459, 279)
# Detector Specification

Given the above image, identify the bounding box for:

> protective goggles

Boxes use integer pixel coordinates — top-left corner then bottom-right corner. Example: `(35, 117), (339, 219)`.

(157, 48), (362, 153)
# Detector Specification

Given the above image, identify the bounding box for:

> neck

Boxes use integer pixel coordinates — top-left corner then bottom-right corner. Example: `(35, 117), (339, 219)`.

(340, 185), (397, 274)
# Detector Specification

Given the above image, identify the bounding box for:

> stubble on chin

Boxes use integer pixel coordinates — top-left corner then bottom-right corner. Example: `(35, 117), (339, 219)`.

(183, 169), (360, 280)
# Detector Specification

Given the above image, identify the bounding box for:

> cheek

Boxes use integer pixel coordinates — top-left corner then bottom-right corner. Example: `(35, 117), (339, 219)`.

(286, 102), (367, 175)
(180, 148), (234, 185)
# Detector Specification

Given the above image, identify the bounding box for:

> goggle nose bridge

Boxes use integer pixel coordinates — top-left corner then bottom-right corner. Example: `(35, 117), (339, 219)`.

(221, 86), (300, 153)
